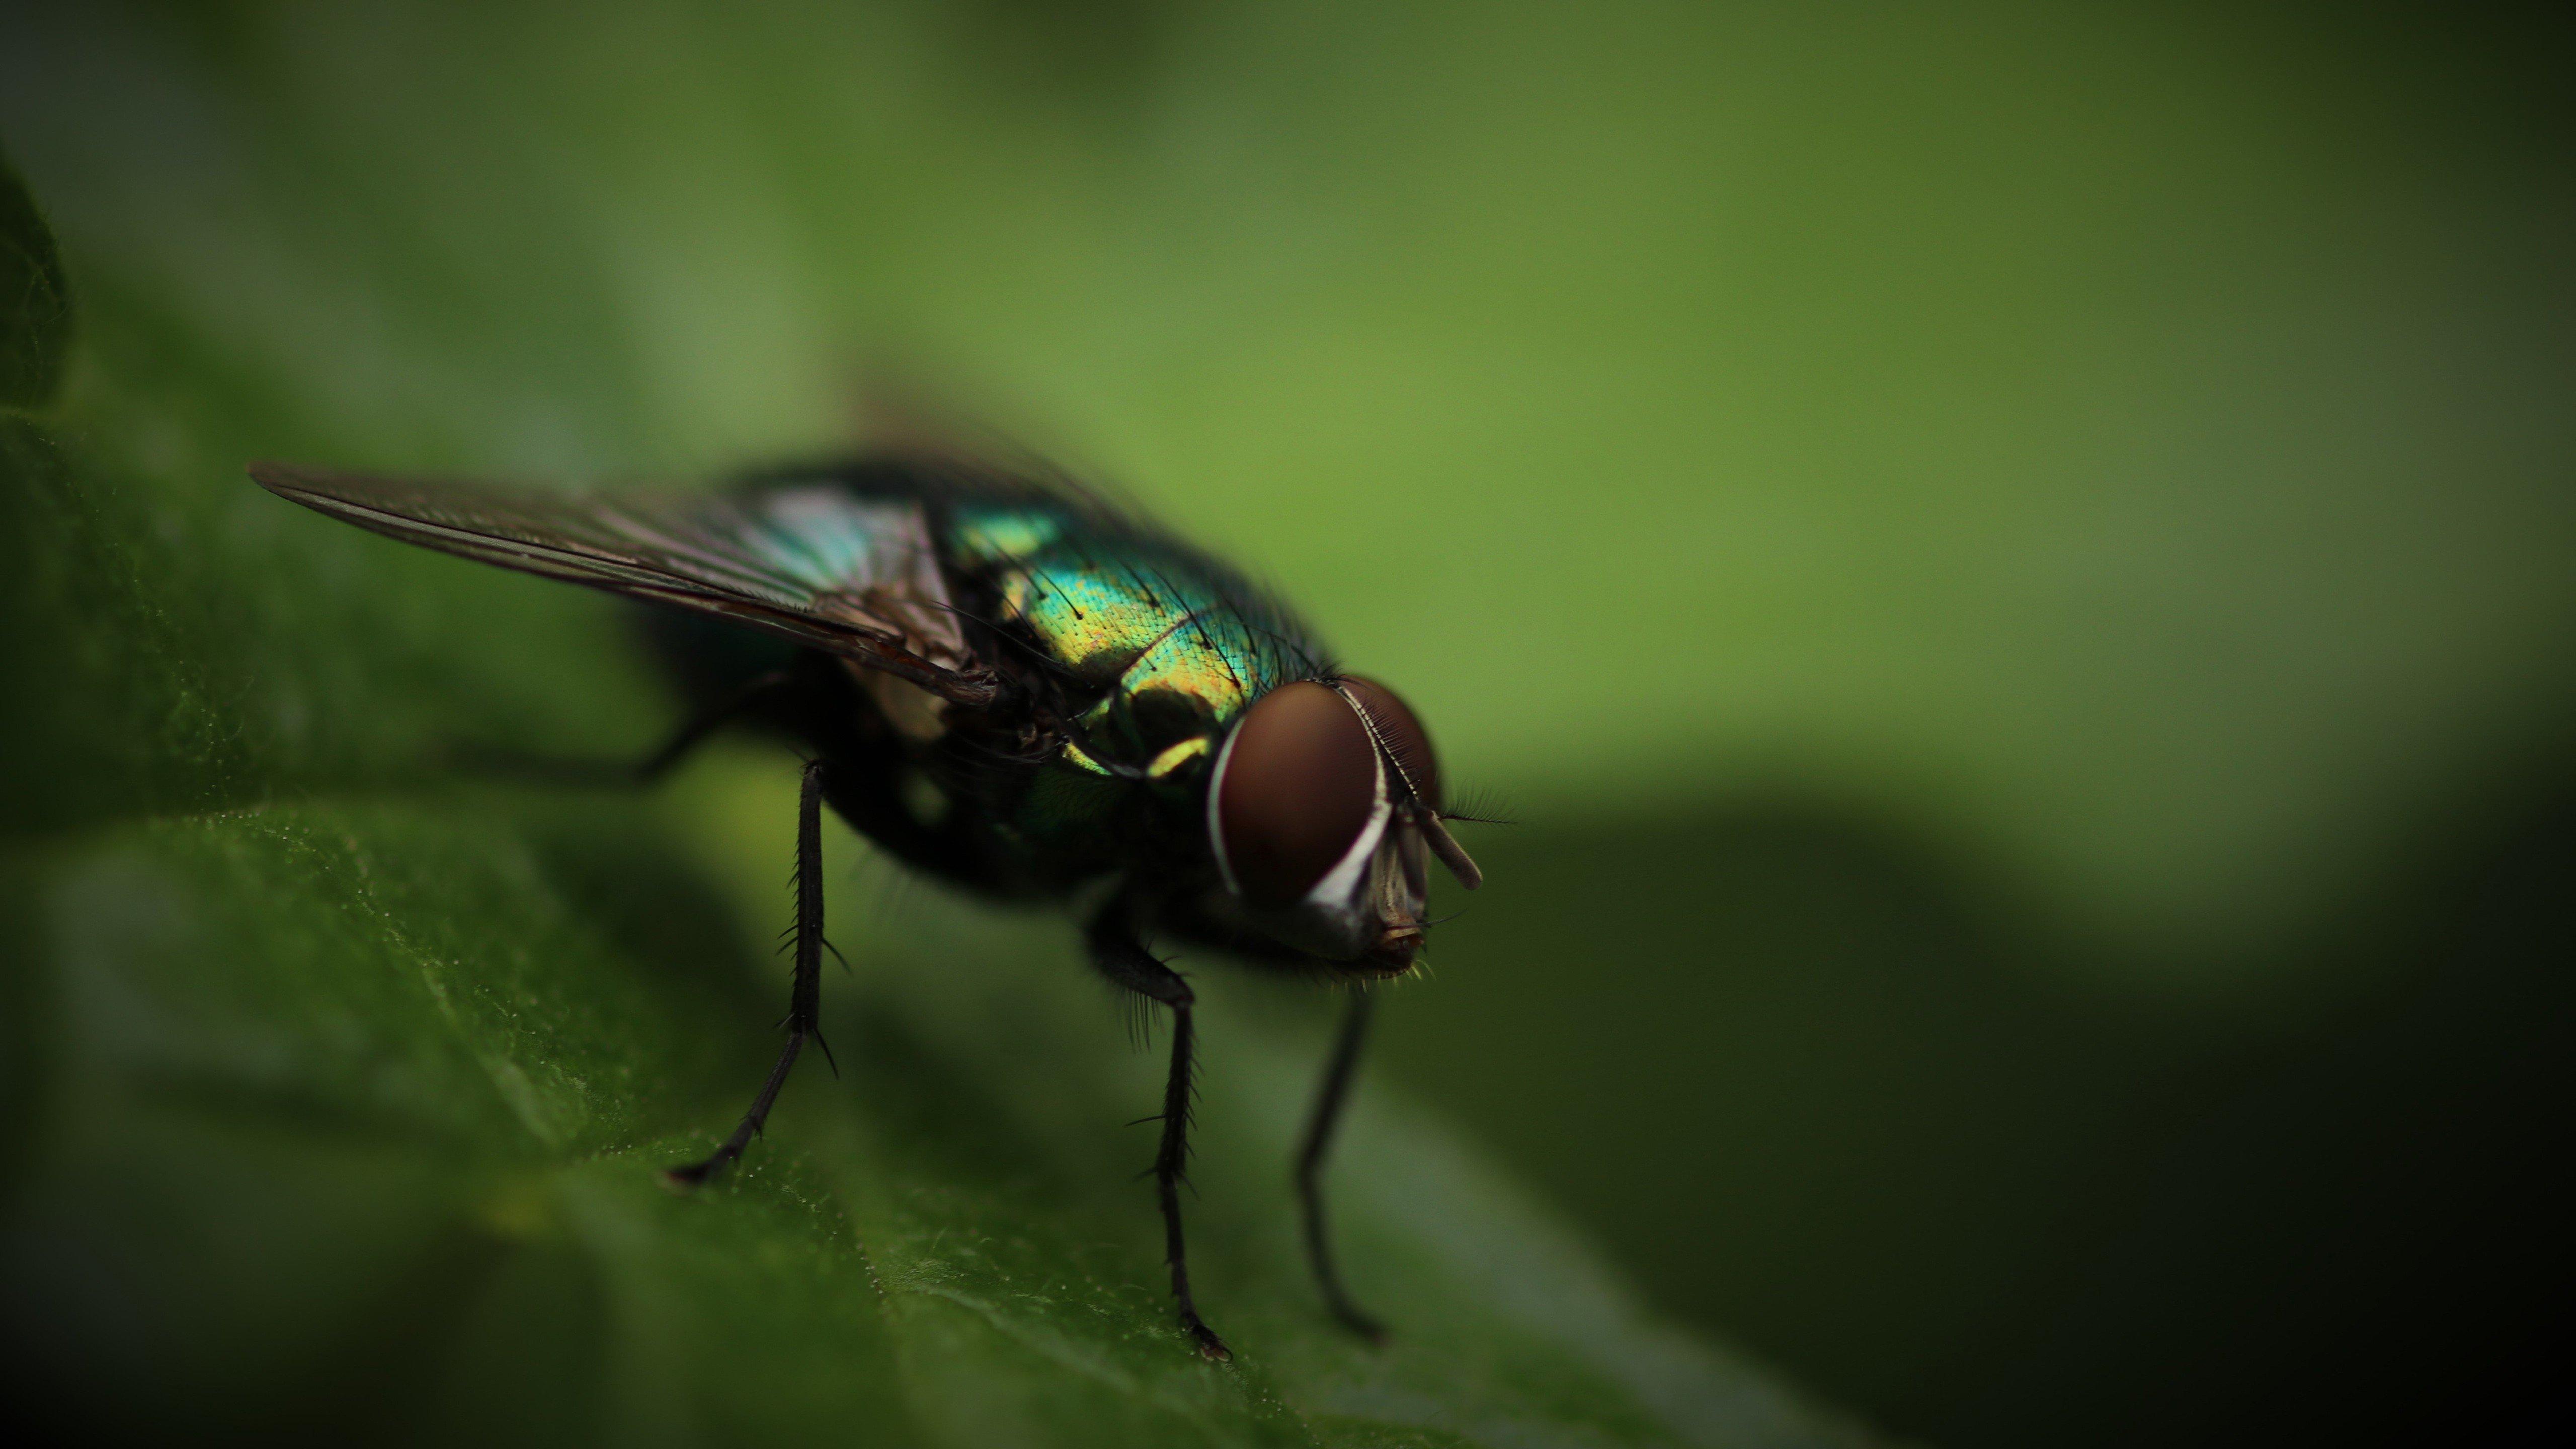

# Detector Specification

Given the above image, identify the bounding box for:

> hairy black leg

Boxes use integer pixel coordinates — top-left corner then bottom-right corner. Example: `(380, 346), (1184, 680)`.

(1088, 907), (1232, 1361)
(1296, 991), (1386, 1342)
(456, 669), (793, 787)
(666, 757), (833, 1187)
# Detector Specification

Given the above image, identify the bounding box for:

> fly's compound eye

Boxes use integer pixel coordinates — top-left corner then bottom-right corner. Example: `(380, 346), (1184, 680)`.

(1338, 675), (1440, 810)
(1211, 681), (1380, 907)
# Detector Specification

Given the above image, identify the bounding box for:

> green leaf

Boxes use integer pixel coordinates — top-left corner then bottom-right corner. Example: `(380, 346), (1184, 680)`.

(0, 127), (1874, 1449)
(0, 603), (1879, 1449)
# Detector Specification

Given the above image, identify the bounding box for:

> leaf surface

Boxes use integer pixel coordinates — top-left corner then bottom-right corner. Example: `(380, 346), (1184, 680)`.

(0, 132), (1872, 1449)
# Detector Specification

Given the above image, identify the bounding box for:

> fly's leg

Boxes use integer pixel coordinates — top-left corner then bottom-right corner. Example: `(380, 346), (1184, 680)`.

(626, 669), (795, 784)
(666, 757), (834, 1187)
(1088, 907), (1232, 1361)
(1296, 991), (1386, 1342)
(455, 669), (793, 787)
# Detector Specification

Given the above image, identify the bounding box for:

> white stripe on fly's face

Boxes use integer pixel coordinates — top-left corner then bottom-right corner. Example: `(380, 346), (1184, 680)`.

(1299, 752), (1391, 916)
(1205, 712), (1245, 897)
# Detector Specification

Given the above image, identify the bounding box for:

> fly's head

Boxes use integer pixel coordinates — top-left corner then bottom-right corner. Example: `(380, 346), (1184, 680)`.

(1204, 677), (1481, 975)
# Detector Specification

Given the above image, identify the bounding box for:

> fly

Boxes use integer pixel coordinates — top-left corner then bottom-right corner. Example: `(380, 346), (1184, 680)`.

(248, 449), (1483, 1360)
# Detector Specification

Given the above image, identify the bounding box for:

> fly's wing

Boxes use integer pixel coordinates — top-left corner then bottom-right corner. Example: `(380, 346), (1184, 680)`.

(251, 462), (997, 705)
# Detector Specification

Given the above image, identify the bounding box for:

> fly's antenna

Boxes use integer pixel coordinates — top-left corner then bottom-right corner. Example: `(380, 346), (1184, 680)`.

(1415, 808), (1483, 891)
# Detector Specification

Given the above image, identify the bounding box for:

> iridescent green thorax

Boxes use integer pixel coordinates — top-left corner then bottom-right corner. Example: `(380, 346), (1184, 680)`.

(947, 503), (1323, 857)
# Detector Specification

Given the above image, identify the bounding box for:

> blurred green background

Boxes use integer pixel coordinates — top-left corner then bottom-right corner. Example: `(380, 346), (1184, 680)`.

(4, 2), (2572, 1445)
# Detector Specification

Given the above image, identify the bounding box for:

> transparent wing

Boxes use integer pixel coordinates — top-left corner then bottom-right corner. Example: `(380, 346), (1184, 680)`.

(251, 461), (998, 705)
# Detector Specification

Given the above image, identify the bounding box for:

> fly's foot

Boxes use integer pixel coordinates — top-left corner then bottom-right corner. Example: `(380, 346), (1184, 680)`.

(1331, 1303), (1389, 1346)
(662, 1135), (750, 1191)
(1182, 1310), (1233, 1362)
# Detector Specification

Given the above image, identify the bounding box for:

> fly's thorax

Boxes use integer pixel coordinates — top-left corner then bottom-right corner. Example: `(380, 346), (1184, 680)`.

(1008, 557), (1292, 844)
(1022, 694), (1226, 862)
(948, 501), (1297, 704)
(952, 505), (1192, 688)
(945, 500), (1332, 888)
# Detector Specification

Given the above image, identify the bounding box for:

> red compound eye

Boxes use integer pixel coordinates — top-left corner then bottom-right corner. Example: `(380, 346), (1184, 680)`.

(1339, 675), (1440, 811)
(1213, 682), (1378, 907)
